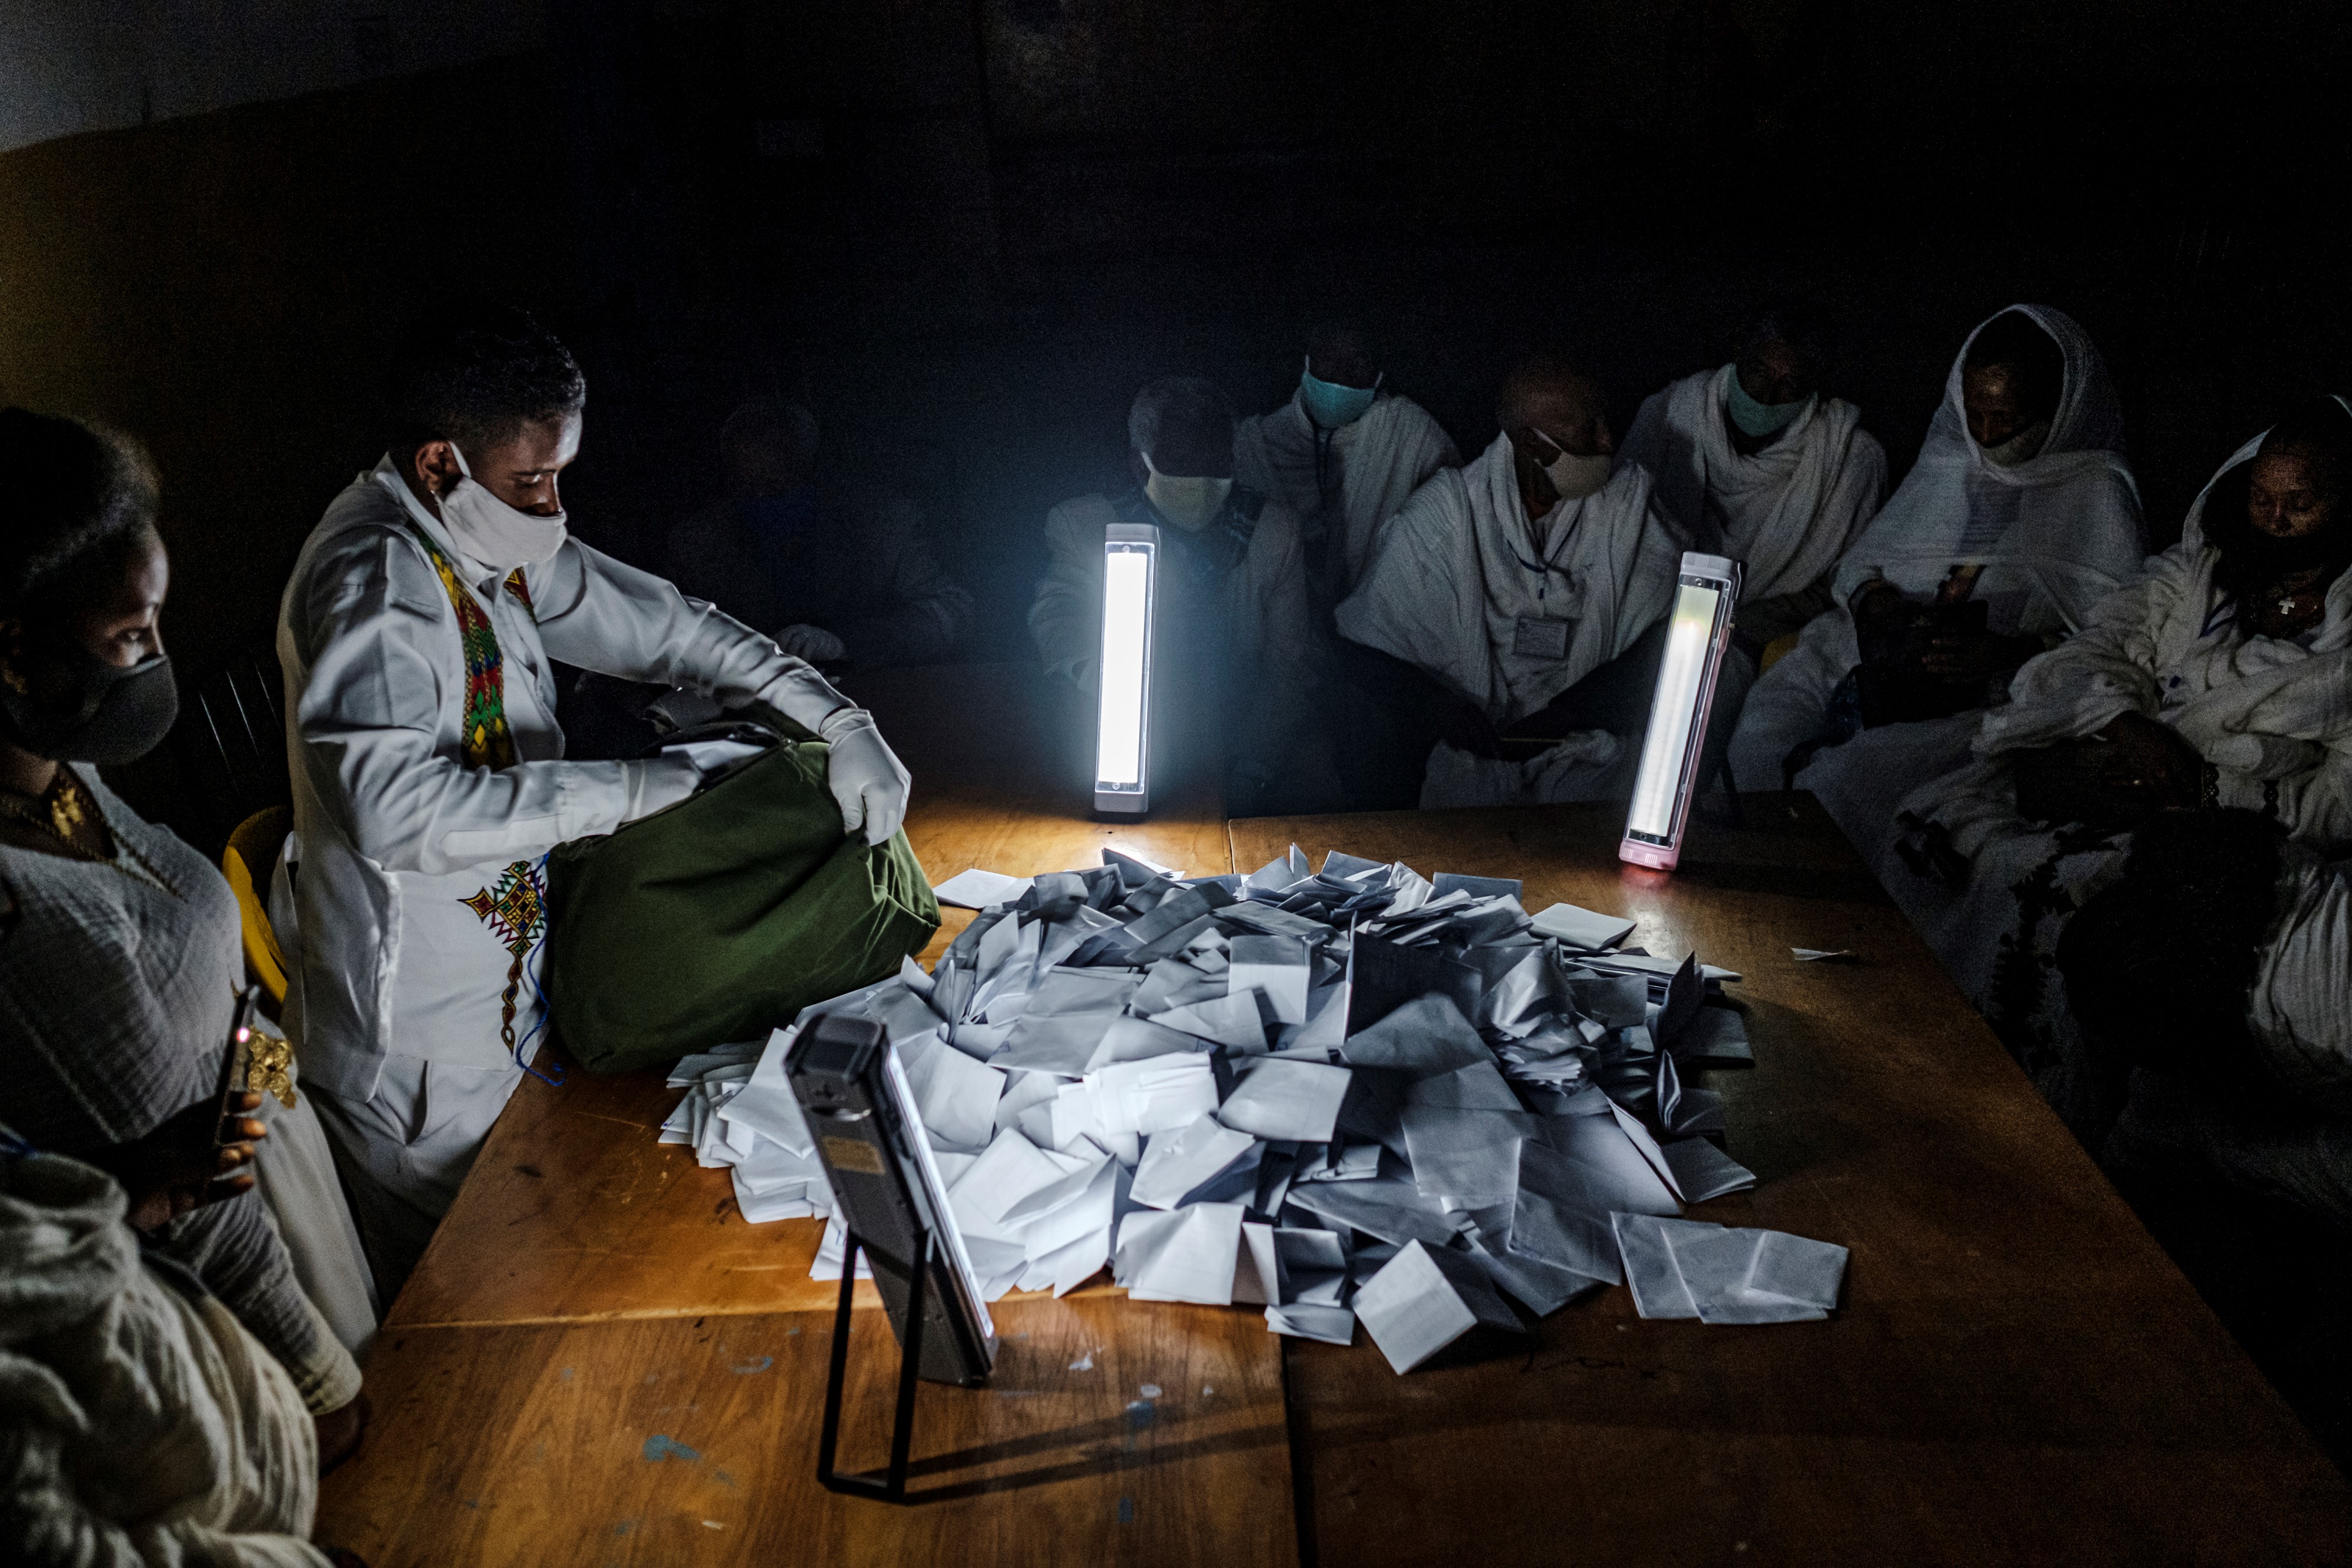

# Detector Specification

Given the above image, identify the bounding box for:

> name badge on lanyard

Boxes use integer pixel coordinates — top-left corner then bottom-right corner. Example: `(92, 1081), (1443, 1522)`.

(1512, 616), (1573, 660)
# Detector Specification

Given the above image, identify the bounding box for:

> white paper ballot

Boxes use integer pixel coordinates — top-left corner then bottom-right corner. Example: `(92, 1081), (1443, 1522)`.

(1217, 1059), (1353, 1143)
(1661, 1137), (1756, 1203)
(1265, 1303), (1355, 1345)
(1227, 935), (1311, 1025)
(933, 868), (1037, 908)
(1088, 1053), (1220, 1138)
(1611, 1212), (1720, 1319)
(1130, 1114), (1260, 1210)
(1115, 1201), (1246, 1304)
(1233, 1220), (1281, 1305)
(1149, 989), (1270, 1051)
(1529, 902), (1639, 951)
(1790, 947), (1858, 962)
(1354, 1240), (1525, 1373)
(901, 1038), (1006, 1151)
(1744, 1229), (1848, 1310)
(1663, 1226), (1828, 1325)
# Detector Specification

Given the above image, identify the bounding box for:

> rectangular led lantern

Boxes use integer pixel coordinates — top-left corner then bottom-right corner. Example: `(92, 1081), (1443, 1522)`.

(1620, 552), (1742, 872)
(1095, 520), (1160, 814)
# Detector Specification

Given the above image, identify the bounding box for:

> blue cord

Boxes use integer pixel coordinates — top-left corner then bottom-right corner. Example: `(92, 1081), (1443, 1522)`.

(510, 852), (566, 1088)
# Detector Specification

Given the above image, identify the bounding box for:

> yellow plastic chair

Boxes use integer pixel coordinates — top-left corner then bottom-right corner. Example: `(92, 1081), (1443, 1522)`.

(222, 805), (292, 1015)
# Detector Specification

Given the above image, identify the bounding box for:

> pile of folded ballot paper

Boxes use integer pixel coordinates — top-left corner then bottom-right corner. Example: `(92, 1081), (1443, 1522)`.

(660, 846), (1848, 1373)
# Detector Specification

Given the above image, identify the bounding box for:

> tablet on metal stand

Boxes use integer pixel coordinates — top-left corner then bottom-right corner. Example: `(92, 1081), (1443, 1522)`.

(789, 1011), (995, 1502)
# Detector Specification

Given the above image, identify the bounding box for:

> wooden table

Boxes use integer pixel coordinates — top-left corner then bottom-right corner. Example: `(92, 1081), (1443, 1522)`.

(1232, 800), (2352, 1566)
(317, 666), (2350, 1565)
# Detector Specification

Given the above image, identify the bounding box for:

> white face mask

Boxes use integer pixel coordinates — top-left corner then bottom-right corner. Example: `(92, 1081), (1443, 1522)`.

(1533, 430), (1612, 502)
(1142, 452), (1234, 530)
(1980, 418), (2052, 469)
(442, 442), (569, 573)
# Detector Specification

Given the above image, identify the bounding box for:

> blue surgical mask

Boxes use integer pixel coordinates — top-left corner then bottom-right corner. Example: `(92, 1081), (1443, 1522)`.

(1725, 367), (1810, 439)
(736, 486), (820, 539)
(1299, 357), (1380, 429)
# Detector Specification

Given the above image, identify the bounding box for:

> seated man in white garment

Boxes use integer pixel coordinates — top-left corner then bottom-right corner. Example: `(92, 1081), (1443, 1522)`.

(1883, 397), (2352, 1062)
(1234, 322), (1460, 604)
(1335, 353), (1697, 808)
(1619, 298), (1887, 659)
(280, 303), (911, 1300)
(1029, 376), (1332, 814)
(1725, 305), (2144, 858)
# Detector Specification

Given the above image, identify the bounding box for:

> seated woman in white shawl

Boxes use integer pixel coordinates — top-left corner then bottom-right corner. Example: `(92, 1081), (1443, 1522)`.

(1619, 297), (1887, 656)
(1725, 305), (2145, 862)
(1884, 398), (2352, 1048)
(2055, 811), (2352, 1233)
(1335, 354), (1693, 808)
(1234, 322), (1461, 604)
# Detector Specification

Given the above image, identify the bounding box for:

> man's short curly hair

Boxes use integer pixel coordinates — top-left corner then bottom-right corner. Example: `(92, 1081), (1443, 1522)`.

(390, 300), (587, 455)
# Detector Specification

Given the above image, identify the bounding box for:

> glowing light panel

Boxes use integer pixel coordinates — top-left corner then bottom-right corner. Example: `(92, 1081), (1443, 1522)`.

(1622, 554), (1740, 870)
(1095, 527), (1158, 813)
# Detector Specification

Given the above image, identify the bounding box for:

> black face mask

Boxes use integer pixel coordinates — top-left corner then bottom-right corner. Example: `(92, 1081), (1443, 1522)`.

(1, 639), (178, 764)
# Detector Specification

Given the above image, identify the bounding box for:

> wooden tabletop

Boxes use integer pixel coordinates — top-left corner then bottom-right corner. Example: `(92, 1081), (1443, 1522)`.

(317, 664), (2348, 1565)
(319, 661), (1299, 1567)
(1231, 799), (2352, 1567)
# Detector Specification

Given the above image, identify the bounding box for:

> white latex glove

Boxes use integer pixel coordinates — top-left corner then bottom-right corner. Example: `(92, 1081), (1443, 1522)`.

(776, 623), (848, 663)
(817, 706), (911, 844)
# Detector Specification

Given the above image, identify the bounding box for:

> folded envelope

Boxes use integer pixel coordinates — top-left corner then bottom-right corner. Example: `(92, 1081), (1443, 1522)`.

(1217, 1058), (1353, 1143)
(1354, 1240), (1525, 1373)
(1129, 1114), (1260, 1209)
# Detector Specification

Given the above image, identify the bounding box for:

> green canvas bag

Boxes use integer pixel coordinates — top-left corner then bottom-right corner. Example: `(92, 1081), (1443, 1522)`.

(544, 735), (940, 1074)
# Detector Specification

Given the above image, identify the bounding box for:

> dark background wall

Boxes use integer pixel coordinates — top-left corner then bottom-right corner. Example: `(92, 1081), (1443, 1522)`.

(4, 0), (2350, 841)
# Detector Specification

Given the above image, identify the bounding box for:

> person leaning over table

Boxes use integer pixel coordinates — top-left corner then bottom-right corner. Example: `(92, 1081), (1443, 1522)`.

(276, 302), (913, 1303)
(0, 409), (369, 1470)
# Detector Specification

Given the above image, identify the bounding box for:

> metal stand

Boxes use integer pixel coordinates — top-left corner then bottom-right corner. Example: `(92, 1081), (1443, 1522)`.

(816, 1229), (931, 1503)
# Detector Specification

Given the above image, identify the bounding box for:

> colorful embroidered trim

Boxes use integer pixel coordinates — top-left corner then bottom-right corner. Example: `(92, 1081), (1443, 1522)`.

(404, 523), (533, 772)
(462, 858), (550, 1062)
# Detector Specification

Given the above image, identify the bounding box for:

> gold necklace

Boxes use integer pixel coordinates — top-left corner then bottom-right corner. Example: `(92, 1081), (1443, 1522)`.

(0, 774), (108, 857)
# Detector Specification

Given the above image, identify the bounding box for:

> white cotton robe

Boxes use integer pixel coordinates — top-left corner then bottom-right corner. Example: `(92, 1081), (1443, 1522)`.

(1, 1152), (329, 1568)
(1726, 304), (2146, 859)
(1619, 363), (1887, 613)
(278, 459), (855, 1244)
(1235, 388), (1461, 596)
(1335, 432), (1688, 807)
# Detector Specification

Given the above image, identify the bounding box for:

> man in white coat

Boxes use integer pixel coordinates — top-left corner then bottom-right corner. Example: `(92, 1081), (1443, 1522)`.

(279, 303), (912, 1298)
(1335, 355), (1695, 807)
(1233, 323), (1460, 603)
(1030, 376), (1331, 813)
(1618, 299), (1886, 656)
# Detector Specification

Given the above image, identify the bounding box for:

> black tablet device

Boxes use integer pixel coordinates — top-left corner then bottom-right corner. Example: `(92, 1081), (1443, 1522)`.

(788, 1011), (996, 1387)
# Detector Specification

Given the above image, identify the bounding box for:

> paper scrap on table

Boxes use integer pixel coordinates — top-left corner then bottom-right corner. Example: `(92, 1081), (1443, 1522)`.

(934, 868), (1038, 909)
(1529, 901), (1639, 951)
(1790, 948), (1858, 962)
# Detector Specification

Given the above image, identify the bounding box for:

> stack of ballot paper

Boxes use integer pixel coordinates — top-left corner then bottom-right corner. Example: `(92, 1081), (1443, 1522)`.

(653, 848), (1844, 1376)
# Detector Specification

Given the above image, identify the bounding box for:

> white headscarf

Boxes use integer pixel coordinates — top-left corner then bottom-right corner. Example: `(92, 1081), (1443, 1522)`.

(2178, 394), (2352, 554)
(1831, 303), (2146, 636)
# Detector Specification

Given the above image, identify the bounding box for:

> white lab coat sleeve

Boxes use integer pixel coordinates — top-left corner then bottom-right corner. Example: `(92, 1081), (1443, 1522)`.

(1029, 498), (1115, 691)
(528, 538), (851, 730)
(290, 530), (697, 879)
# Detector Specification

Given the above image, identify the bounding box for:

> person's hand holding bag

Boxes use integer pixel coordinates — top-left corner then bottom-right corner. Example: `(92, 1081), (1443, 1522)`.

(817, 706), (911, 844)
